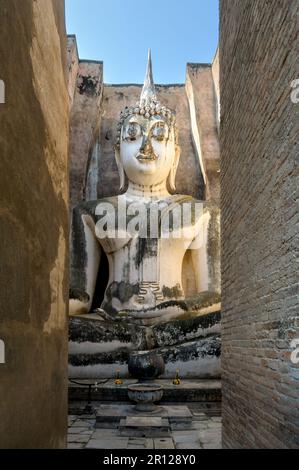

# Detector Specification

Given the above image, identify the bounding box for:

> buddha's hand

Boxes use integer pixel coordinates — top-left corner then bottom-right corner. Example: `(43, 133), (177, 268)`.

(69, 288), (90, 316)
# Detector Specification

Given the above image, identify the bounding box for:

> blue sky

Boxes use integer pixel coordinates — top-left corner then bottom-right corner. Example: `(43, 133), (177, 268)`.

(65, 0), (219, 84)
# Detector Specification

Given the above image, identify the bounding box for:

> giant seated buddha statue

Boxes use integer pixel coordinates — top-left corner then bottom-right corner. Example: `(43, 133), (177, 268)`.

(68, 52), (221, 379)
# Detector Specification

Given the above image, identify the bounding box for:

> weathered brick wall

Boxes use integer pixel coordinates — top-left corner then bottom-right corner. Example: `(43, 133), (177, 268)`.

(220, 0), (299, 448)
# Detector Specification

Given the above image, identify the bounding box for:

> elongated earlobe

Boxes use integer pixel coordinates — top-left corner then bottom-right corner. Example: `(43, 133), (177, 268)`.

(114, 146), (126, 191)
(167, 144), (180, 192)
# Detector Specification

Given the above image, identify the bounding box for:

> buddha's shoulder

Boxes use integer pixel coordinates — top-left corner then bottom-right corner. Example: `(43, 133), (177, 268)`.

(94, 196), (120, 208)
(166, 195), (220, 222)
(169, 194), (219, 208)
(72, 197), (120, 218)
(167, 194), (204, 208)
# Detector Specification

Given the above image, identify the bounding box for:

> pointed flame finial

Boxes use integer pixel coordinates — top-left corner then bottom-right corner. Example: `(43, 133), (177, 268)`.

(139, 49), (157, 107)
(116, 50), (177, 149)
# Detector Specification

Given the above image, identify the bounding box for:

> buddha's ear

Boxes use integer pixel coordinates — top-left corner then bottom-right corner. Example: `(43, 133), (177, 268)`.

(168, 144), (180, 192)
(114, 145), (126, 191)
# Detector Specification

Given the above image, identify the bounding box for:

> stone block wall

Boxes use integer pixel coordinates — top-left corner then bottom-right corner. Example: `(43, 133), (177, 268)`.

(186, 62), (220, 202)
(0, 0), (69, 448)
(68, 52), (103, 209)
(220, 0), (299, 448)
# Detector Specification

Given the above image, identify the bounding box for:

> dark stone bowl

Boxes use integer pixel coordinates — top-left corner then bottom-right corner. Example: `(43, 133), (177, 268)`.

(128, 351), (165, 381)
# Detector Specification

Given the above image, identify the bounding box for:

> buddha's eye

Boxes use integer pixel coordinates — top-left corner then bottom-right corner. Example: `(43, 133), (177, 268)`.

(151, 122), (168, 141)
(123, 122), (141, 142)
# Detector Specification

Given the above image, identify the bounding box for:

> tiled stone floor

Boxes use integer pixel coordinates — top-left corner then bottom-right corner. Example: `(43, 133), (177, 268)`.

(68, 405), (222, 449)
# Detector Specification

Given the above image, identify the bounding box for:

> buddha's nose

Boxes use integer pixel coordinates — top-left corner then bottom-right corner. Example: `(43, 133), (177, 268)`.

(140, 135), (152, 154)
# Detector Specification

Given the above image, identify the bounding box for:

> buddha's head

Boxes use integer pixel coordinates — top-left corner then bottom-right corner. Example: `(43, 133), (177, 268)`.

(115, 51), (180, 191)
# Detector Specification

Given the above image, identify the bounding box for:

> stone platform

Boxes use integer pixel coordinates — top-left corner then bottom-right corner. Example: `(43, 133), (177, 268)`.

(96, 403), (194, 438)
(95, 403), (193, 433)
(69, 378), (222, 404)
(68, 309), (221, 380)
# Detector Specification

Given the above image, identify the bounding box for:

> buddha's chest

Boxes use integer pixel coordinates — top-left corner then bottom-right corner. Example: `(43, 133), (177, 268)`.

(97, 234), (189, 284)
(100, 236), (188, 311)
(94, 196), (200, 250)
(97, 232), (190, 263)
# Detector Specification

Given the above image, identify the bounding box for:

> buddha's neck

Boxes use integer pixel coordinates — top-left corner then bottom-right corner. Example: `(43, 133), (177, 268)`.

(126, 181), (170, 199)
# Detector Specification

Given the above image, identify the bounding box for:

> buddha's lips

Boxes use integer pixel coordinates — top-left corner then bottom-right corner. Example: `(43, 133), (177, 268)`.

(136, 153), (158, 163)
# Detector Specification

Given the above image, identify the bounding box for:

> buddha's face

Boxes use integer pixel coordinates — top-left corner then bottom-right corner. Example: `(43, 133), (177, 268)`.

(119, 114), (177, 187)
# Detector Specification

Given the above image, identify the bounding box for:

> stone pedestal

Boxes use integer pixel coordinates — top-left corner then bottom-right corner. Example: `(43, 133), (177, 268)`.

(95, 404), (192, 433)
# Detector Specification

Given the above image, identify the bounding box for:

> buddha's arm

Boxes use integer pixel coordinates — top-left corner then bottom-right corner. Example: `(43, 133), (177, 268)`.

(190, 236), (210, 293)
(190, 205), (220, 294)
(70, 202), (101, 315)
